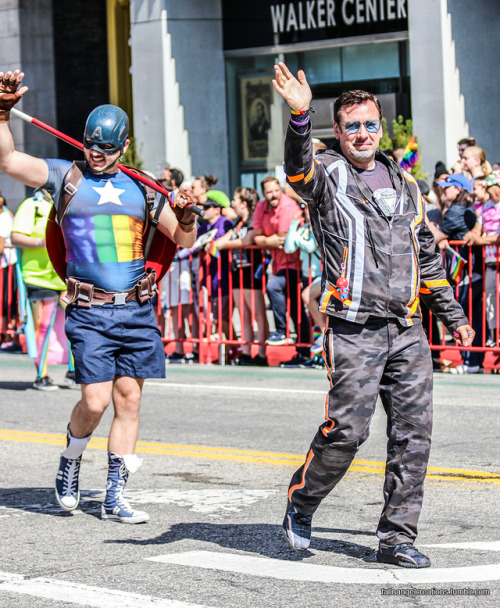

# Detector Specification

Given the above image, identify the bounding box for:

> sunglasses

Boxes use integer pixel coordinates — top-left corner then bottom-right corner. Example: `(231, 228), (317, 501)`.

(342, 119), (381, 134)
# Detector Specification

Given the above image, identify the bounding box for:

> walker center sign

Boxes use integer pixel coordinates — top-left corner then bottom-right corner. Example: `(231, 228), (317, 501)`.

(222, 0), (408, 50)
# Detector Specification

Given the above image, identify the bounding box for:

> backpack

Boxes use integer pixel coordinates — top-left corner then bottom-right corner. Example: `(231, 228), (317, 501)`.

(45, 161), (176, 282)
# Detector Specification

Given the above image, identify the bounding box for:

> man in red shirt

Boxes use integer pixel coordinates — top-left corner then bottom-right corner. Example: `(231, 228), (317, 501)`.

(253, 176), (311, 366)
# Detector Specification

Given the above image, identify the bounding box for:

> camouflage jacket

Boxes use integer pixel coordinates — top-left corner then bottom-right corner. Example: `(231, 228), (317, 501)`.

(284, 122), (469, 331)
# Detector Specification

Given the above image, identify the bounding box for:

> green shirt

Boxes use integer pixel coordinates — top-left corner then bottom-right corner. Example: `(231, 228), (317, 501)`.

(11, 196), (65, 290)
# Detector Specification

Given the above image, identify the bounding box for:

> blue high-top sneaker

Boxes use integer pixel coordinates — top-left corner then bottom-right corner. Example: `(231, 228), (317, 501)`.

(101, 453), (149, 524)
(55, 426), (90, 512)
(55, 454), (81, 511)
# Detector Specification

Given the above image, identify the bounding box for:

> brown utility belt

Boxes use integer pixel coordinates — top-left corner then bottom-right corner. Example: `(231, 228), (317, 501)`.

(63, 270), (157, 308)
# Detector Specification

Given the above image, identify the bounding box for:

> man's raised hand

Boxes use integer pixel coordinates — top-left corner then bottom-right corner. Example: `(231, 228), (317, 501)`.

(0, 70), (28, 113)
(272, 62), (312, 113)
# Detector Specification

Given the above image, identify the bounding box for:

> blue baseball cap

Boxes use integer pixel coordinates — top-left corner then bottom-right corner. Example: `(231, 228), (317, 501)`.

(436, 173), (472, 192)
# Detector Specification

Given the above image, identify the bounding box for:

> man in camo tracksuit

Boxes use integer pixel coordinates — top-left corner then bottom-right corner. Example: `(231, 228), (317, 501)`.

(273, 63), (474, 569)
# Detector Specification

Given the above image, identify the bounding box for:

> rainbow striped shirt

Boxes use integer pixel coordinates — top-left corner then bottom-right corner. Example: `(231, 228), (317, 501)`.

(45, 159), (150, 291)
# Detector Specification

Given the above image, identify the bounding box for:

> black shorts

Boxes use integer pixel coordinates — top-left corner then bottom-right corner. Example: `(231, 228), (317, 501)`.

(26, 284), (62, 302)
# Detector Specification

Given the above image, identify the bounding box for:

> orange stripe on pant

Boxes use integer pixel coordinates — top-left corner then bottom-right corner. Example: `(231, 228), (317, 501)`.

(288, 449), (314, 502)
(323, 328), (336, 436)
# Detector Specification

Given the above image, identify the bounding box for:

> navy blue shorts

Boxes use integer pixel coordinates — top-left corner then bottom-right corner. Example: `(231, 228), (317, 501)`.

(65, 300), (166, 384)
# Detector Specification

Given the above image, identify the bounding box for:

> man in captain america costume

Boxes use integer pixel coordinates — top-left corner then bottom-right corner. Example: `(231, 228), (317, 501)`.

(0, 69), (197, 523)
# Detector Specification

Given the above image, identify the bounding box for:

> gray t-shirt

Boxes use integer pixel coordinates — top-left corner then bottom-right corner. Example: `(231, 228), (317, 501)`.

(356, 161), (396, 217)
(355, 161), (393, 191)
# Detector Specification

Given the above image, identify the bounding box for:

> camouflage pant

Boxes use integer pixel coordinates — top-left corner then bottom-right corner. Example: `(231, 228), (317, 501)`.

(288, 315), (433, 545)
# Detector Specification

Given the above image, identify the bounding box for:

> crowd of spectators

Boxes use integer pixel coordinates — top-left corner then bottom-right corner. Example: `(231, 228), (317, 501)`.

(2, 138), (500, 373)
(419, 138), (500, 373)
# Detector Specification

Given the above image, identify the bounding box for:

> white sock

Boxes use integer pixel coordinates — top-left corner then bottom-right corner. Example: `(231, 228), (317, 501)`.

(61, 428), (91, 459)
(121, 454), (143, 474)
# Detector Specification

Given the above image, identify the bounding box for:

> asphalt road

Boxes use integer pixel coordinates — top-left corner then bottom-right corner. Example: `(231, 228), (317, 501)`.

(0, 353), (499, 607)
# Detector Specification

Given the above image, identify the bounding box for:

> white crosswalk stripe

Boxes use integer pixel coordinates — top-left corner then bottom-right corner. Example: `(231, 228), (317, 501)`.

(148, 550), (500, 584)
(0, 571), (211, 608)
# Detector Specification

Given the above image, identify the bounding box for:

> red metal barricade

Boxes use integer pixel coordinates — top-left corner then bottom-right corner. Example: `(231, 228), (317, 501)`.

(157, 241), (500, 372)
(424, 241), (500, 373)
(159, 243), (500, 371)
(3, 243), (500, 371)
(160, 246), (316, 365)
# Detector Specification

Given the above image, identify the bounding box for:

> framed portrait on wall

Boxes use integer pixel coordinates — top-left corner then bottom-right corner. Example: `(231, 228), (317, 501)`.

(240, 74), (276, 164)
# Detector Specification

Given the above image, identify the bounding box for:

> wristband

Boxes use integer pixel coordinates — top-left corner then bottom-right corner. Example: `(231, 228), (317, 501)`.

(178, 216), (195, 226)
(0, 110), (10, 123)
(178, 222), (196, 233)
(38, 238), (44, 247)
(291, 109), (308, 115)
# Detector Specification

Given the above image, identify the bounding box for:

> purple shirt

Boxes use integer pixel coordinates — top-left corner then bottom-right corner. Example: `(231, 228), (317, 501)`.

(197, 215), (233, 295)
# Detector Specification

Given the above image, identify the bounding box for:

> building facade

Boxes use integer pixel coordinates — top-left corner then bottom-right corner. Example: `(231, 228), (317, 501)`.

(0, 0), (497, 207)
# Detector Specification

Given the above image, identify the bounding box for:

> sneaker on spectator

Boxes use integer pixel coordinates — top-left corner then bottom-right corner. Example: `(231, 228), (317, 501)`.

(299, 354), (326, 369)
(450, 364), (482, 374)
(237, 353), (253, 366)
(485, 337), (497, 348)
(0, 341), (23, 353)
(279, 353), (307, 368)
(250, 354), (269, 367)
(182, 353), (199, 364)
(64, 371), (79, 390)
(166, 352), (185, 364)
(33, 376), (59, 391)
(310, 334), (324, 355)
(266, 331), (289, 346)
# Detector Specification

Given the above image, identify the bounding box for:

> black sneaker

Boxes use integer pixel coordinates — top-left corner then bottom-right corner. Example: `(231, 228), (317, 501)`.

(282, 501), (312, 551)
(0, 341), (23, 353)
(377, 542), (431, 568)
(250, 354), (268, 367)
(64, 370), (79, 390)
(182, 353), (199, 364)
(279, 353), (307, 368)
(237, 354), (253, 366)
(166, 352), (185, 364)
(33, 376), (59, 391)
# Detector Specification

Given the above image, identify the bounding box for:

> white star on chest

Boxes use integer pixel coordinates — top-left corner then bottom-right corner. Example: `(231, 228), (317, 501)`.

(92, 180), (126, 206)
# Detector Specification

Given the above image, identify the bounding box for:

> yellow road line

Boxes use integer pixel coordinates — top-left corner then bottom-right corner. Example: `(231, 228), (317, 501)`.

(1, 429), (499, 484)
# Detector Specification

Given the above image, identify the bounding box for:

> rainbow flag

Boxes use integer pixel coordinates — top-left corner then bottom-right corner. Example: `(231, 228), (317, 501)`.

(400, 136), (419, 170)
(446, 246), (467, 283)
(208, 241), (219, 258)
